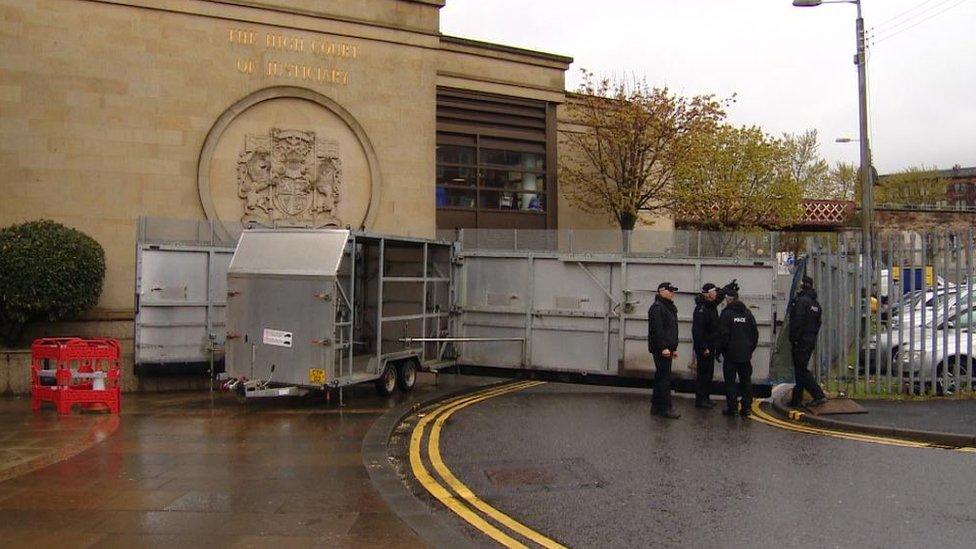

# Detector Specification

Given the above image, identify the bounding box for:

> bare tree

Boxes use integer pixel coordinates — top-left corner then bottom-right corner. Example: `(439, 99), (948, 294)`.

(560, 70), (729, 234)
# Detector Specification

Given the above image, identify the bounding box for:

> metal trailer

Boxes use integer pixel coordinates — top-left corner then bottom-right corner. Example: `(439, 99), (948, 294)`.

(224, 228), (454, 398)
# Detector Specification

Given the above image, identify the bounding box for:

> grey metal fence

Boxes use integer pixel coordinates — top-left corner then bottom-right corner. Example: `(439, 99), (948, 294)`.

(137, 217), (243, 247)
(808, 229), (976, 397)
(436, 228), (778, 259)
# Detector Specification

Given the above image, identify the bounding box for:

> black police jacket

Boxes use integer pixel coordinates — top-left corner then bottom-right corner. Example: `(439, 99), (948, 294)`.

(647, 295), (679, 355)
(789, 289), (822, 348)
(691, 293), (723, 355)
(716, 300), (759, 363)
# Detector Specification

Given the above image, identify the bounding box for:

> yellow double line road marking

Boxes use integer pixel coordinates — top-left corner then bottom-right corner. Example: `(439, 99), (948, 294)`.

(409, 380), (567, 549)
(750, 400), (976, 451)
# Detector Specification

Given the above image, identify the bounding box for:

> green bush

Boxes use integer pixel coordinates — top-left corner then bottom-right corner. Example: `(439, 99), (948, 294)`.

(0, 220), (105, 347)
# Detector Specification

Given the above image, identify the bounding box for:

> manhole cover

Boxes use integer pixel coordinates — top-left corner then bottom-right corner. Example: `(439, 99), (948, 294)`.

(484, 467), (558, 486)
(480, 458), (603, 493)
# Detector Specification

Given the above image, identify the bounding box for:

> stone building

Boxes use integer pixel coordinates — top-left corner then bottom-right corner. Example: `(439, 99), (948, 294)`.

(0, 0), (674, 389)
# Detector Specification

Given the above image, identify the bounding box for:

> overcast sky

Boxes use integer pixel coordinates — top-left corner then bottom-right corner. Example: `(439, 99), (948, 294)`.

(441, 0), (976, 174)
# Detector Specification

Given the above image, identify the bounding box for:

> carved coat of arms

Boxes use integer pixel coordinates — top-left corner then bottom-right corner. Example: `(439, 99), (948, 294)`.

(237, 128), (343, 227)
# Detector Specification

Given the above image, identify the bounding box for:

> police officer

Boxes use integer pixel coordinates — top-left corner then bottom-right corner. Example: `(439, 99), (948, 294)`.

(788, 276), (828, 408)
(716, 287), (759, 417)
(691, 281), (733, 408)
(648, 282), (680, 419)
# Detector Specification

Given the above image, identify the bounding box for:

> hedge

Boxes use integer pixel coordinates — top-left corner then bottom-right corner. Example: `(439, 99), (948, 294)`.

(0, 220), (105, 347)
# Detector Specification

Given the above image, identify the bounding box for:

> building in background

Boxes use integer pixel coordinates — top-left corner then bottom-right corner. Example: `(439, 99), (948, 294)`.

(1, 0), (660, 321)
(943, 166), (976, 208)
(1, 0), (682, 388)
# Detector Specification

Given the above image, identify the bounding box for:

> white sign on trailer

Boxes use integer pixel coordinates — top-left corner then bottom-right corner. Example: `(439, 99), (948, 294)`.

(263, 328), (293, 348)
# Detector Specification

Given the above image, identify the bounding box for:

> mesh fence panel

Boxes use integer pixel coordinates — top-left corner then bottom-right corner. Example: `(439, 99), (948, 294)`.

(139, 219), (779, 260)
(137, 217), (259, 247)
(453, 229), (777, 259)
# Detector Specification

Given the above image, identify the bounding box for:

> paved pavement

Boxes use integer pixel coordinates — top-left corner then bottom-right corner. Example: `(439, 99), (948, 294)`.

(7, 375), (976, 548)
(0, 397), (119, 483)
(0, 372), (486, 548)
(843, 399), (976, 435)
(412, 382), (976, 548)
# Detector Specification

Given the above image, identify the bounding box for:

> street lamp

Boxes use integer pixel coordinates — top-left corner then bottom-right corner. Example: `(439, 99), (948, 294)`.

(793, 0), (874, 251)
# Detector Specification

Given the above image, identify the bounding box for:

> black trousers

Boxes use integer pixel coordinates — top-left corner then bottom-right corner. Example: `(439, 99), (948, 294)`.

(723, 360), (753, 412)
(695, 352), (715, 404)
(651, 353), (673, 412)
(791, 344), (826, 403)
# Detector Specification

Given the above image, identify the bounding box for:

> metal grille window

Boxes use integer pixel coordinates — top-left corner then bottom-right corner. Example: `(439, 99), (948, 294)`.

(435, 88), (555, 229)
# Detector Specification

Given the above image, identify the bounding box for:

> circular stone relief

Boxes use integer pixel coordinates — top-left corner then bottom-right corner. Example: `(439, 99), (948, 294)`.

(198, 86), (381, 233)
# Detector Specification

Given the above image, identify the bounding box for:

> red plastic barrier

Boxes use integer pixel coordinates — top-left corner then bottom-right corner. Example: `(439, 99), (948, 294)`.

(31, 338), (122, 415)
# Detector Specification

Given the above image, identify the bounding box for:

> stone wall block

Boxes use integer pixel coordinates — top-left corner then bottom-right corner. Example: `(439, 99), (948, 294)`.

(1, 351), (32, 395)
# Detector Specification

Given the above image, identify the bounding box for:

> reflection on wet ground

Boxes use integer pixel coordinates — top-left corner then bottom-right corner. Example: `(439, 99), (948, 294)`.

(13, 375), (972, 548)
(0, 373), (472, 548)
(0, 397), (117, 483)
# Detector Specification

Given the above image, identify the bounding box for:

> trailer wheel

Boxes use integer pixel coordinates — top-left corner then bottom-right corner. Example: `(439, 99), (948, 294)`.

(397, 359), (417, 392)
(375, 364), (397, 396)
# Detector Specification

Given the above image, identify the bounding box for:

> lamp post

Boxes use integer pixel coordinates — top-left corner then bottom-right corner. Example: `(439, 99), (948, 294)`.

(796, 0), (877, 376)
(793, 0), (874, 251)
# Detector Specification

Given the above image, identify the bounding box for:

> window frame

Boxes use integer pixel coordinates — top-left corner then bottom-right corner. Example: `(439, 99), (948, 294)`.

(435, 88), (557, 230)
(435, 135), (549, 216)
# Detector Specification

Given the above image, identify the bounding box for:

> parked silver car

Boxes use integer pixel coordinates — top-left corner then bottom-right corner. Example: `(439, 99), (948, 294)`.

(863, 304), (975, 387)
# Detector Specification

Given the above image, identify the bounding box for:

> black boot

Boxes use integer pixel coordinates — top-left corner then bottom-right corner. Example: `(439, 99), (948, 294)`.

(653, 408), (681, 419)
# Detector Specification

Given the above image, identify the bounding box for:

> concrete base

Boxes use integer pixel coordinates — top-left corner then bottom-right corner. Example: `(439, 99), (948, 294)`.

(768, 383), (866, 415)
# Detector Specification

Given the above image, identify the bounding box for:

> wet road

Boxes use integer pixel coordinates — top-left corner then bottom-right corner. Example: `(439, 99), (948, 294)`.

(421, 383), (976, 548)
(0, 374), (484, 548)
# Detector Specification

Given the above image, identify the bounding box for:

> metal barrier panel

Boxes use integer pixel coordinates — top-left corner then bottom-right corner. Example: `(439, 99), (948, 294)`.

(458, 254), (532, 368)
(455, 230), (778, 383)
(621, 261), (775, 380)
(135, 244), (234, 365)
(530, 258), (615, 371)
(135, 217), (242, 368)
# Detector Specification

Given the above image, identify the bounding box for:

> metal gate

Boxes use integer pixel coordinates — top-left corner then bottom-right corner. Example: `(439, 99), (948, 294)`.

(451, 230), (781, 383)
(808, 229), (976, 396)
(134, 218), (240, 371)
